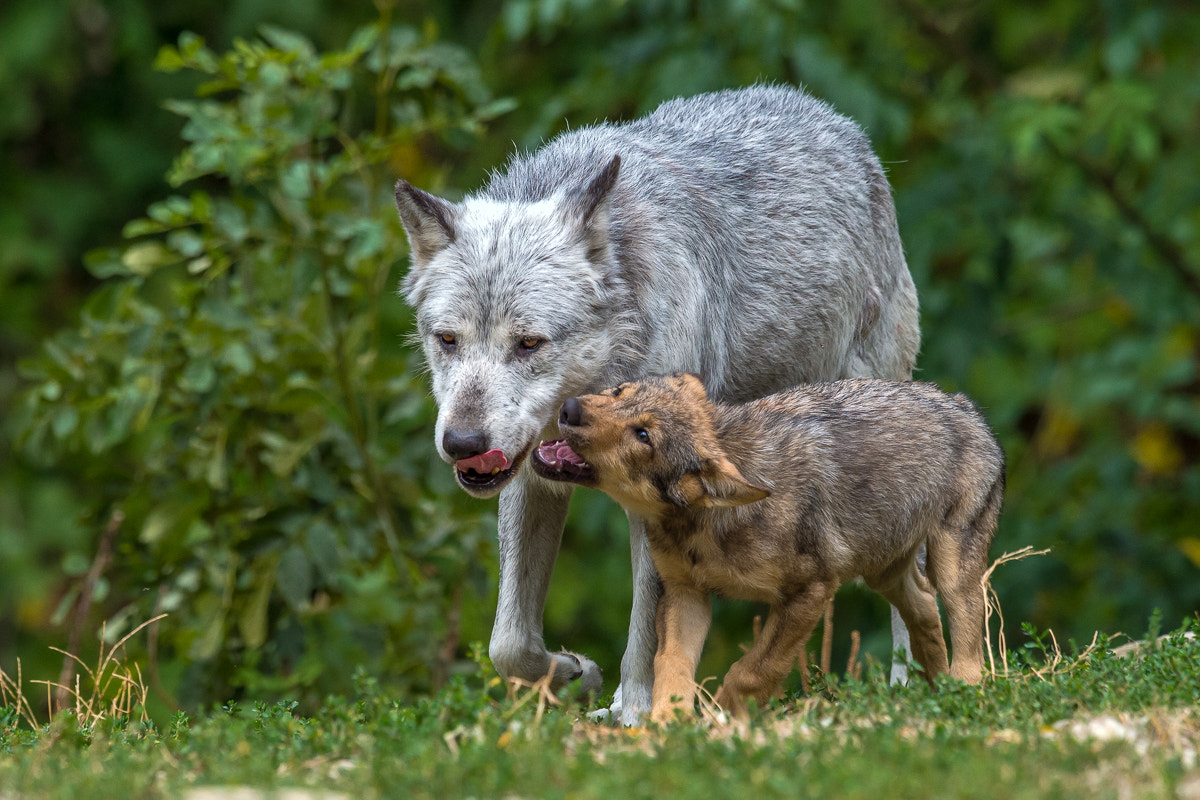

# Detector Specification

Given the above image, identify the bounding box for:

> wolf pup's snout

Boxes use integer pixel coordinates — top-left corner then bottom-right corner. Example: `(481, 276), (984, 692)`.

(560, 397), (584, 427)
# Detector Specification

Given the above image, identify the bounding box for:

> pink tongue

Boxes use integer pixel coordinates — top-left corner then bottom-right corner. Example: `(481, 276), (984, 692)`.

(456, 448), (510, 474)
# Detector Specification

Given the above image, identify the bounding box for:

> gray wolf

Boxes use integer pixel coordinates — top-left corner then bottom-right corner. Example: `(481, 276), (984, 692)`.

(532, 374), (1004, 722)
(393, 85), (920, 725)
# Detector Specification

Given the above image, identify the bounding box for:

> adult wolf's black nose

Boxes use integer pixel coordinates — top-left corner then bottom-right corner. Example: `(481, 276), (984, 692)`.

(560, 397), (583, 427)
(443, 428), (489, 459)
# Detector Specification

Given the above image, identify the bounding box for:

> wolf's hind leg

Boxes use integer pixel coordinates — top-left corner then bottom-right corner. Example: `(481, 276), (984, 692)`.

(866, 547), (949, 683)
(927, 487), (1000, 684)
(925, 533), (987, 684)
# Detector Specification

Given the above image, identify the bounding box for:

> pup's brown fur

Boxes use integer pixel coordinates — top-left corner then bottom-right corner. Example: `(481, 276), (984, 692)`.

(531, 375), (1004, 722)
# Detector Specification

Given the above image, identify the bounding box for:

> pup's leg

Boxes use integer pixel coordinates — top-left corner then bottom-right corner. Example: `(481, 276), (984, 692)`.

(866, 548), (949, 683)
(929, 544), (987, 684)
(651, 581), (711, 724)
(716, 581), (834, 718)
(848, 349), (920, 687)
(489, 472), (602, 694)
(928, 476), (1003, 684)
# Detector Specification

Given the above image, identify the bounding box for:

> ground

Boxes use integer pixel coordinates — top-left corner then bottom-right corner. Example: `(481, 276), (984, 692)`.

(1, 620), (1198, 799)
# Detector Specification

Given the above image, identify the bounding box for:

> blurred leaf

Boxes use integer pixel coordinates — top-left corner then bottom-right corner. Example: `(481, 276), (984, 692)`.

(276, 546), (313, 611)
(238, 557), (279, 649)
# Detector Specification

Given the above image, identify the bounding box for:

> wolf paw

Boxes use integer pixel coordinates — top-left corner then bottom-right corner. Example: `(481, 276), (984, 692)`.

(555, 650), (603, 696)
(586, 682), (650, 726)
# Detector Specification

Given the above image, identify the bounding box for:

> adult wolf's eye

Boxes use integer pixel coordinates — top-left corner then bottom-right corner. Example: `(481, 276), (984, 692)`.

(634, 428), (651, 445)
(517, 336), (543, 353)
(437, 333), (456, 350)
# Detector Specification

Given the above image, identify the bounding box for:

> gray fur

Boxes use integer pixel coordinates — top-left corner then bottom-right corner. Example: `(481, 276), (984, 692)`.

(394, 85), (920, 725)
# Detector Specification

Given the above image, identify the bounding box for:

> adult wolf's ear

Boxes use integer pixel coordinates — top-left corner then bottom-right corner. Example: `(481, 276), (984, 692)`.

(394, 180), (457, 267)
(569, 155), (621, 260)
(671, 457), (770, 508)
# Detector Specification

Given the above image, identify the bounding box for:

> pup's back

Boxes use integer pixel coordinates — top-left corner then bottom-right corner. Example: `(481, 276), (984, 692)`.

(715, 379), (1004, 581)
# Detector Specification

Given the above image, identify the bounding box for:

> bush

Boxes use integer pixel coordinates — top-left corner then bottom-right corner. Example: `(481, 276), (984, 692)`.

(17, 17), (513, 708)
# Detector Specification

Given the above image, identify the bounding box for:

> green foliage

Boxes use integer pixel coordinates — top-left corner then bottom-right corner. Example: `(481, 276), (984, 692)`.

(0, 0), (382, 709)
(16, 18), (512, 707)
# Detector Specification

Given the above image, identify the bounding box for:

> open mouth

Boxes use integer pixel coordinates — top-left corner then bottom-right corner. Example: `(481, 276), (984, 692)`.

(531, 439), (596, 484)
(455, 448), (524, 491)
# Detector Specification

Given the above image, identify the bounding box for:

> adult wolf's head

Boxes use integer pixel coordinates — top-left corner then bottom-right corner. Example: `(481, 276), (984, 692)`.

(394, 156), (631, 498)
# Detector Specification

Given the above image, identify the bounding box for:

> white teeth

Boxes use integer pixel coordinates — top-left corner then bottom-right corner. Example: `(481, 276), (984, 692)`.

(490, 467), (501, 475)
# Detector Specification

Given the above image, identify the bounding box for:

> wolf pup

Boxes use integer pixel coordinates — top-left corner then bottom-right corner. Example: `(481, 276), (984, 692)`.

(532, 374), (1004, 722)
(393, 85), (921, 724)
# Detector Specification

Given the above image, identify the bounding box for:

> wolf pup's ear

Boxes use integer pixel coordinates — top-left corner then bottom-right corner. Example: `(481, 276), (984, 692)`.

(673, 373), (710, 400)
(694, 457), (770, 508)
(394, 180), (457, 267)
(569, 155), (621, 261)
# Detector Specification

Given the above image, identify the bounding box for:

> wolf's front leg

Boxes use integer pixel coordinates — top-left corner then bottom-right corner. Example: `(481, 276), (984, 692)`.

(608, 516), (661, 725)
(488, 471), (602, 694)
(651, 580), (711, 724)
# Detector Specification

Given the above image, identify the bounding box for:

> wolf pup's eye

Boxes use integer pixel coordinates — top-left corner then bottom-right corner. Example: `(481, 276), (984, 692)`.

(634, 428), (651, 445)
(516, 336), (543, 354)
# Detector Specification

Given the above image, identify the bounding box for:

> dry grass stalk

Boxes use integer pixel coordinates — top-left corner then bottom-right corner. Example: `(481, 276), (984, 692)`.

(694, 678), (747, 738)
(793, 600), (843, 692)
(846, 630), (862, 681)
(738, 614), (764, 656)
(820, 599), (834, 675)
(981, 546), (1049, 678)
(24, 613), (166, 729)
(56, 509), (123, 714)
(0, 658), (39, 730)
(1023, 629), (1103, 682)
(503, 659), (562, 725)
(797, 646), (810, 693)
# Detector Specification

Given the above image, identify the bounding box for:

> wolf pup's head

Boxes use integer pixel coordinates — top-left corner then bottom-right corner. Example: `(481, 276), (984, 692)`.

(531, 374), (770, 517)
(395, 156), (629, 497)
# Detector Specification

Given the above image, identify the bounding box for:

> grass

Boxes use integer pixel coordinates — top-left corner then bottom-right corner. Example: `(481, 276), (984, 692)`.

(1, 616), (1198, 799)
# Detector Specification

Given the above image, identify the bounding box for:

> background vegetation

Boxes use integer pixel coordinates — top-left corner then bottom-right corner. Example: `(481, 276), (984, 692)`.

(2, 0), (1198, 718)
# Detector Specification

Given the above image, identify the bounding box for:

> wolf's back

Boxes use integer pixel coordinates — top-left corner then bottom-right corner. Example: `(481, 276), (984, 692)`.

(479, 85), (919, 399)
(481, 85), (870, 205)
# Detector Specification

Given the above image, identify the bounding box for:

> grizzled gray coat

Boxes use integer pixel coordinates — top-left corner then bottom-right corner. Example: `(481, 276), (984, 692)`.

(394, 84), (920, 725)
